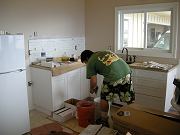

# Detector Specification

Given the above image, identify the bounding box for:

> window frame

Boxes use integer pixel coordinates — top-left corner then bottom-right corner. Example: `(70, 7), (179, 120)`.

(115, 2), (178, 58)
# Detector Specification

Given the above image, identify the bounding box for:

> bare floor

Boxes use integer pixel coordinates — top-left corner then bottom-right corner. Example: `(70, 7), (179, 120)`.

(29, 110), (84, 133)
(29, 106), (179, 134)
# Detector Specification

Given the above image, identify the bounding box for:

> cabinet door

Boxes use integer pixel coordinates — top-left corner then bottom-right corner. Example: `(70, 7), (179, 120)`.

(31, 67), (53, 114)
(135, 93), (164, 111)
(80, 67), (90, 99)
(67, 68), (81, 99)
(165, 68), (177, 112)
(52, 73), (67, 111)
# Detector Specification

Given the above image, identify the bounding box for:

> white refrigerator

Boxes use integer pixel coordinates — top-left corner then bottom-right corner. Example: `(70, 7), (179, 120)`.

(0, 35), (30, 135)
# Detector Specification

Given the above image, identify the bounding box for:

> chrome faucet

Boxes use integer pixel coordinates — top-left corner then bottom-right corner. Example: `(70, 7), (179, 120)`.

(122, 47), (136, 64)
(121, 47), (129, 62)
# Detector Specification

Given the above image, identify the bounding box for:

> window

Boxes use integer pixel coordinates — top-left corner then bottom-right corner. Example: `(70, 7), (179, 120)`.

(115, 3), (178, 58)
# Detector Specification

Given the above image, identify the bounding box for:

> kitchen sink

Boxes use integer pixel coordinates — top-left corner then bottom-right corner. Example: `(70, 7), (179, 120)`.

(126, 61), (134, 64)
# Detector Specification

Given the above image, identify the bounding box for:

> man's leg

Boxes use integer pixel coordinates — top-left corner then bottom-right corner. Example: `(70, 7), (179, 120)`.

(100, 84), (109, 120)
(100, 99), (108, 119)
(95, 99), (109, 127)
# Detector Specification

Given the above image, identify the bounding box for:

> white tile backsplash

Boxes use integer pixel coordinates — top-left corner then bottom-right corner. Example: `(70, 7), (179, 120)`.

(29, 37), (85, 63)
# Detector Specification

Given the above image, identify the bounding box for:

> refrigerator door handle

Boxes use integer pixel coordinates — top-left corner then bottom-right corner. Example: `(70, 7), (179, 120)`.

(18, 69), (26, 72)
(0, 69), (26, 74)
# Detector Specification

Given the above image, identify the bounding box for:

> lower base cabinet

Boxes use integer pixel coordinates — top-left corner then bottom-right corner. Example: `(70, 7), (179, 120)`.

(132, 67), (177, 112)
(31, 66), (89, 115)
(67, 69), (81, 100)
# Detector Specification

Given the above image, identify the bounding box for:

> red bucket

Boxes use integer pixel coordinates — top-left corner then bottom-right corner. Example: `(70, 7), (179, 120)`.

(77, 100), (95, 128)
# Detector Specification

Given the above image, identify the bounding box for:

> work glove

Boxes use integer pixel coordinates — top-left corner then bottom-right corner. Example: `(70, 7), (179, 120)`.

(90, 86), (98, 94)
(90, 86), (98, 98)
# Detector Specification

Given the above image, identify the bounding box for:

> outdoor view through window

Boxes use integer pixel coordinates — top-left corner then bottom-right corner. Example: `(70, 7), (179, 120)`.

(122, 11), (171, 50)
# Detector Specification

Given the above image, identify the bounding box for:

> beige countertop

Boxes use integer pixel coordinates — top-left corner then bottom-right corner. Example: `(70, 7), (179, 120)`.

(30, 61), (178, 77)
(30, 61), (85, 76)
(52, 62), (85, 76)
(129, 62), (178, 72)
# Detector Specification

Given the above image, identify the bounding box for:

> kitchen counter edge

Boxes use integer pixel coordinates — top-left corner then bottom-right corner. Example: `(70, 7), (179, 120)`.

(129, 62), (178, 72)
(30, 62), (86, 76)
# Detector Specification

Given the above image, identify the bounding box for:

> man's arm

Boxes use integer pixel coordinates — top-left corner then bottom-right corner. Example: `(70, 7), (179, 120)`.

(90, 75), (98, 94)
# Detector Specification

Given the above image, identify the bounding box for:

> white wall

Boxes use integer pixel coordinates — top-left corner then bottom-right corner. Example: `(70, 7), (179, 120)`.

(0, 0), (85, 110)
(85, 0), (179, 52)
(177, 2), (180, 78)
(85, 0), (180, 78)
(0, 0), (85, 38)
(1, 0), (179, 110)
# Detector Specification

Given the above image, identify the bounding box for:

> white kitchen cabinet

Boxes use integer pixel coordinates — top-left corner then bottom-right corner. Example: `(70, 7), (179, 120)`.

(131, 67), (177, 112)
(67, 67), (90, 100)
(52, 74), (68, 112)
(30, 66), (89, 115)
(80, 67), (90, 99)
(31, 68), (68, 115)
(67, 68), (81, 99)
(31, 68), (56, 115)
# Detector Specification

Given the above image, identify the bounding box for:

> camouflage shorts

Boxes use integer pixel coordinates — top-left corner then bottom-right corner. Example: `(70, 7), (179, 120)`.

(101, 74), (135, 104)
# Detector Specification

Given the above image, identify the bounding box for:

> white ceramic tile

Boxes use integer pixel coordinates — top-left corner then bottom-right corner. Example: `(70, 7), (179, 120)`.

(29, 37), (85, 63)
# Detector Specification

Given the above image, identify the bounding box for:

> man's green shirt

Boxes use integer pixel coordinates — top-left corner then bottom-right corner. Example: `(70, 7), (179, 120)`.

(86, 51), (131, 83)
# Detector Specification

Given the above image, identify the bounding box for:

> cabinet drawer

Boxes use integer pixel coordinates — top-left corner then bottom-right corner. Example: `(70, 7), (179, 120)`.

(135, 93), (164, 111)
(132, 77), (166, 89)
(132, 69), (167, 81)
(134, 85), (166, 98)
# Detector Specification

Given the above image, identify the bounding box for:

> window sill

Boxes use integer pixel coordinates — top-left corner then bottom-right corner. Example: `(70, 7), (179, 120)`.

(115, 49), (175, 59)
